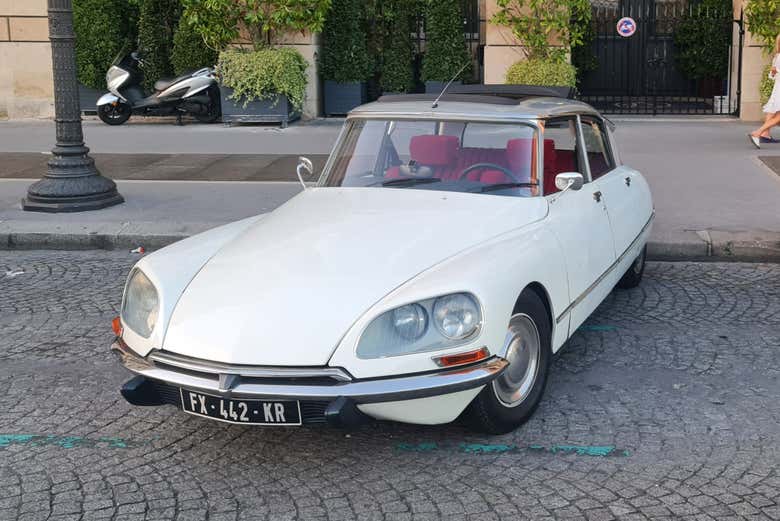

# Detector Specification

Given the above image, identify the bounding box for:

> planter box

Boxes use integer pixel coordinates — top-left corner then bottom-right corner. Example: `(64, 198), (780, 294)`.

(324, 81), (367, 116)
(219, 85), (300, 127)
(425, 80), (462, 94)
(79, 83), (102, 114)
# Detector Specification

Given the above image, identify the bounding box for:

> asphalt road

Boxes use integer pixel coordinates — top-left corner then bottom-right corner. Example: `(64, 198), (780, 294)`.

(0, 252), (779, 521)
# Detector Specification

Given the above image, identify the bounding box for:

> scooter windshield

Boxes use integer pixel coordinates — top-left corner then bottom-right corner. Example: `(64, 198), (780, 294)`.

(112, 41), (134, 66)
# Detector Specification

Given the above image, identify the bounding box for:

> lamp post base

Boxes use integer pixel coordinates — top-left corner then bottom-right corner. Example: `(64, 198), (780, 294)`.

(22, 145), (124, 213)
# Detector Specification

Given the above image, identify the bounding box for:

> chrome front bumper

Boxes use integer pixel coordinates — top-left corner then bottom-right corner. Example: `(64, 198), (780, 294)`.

(111, 340), (508, 404)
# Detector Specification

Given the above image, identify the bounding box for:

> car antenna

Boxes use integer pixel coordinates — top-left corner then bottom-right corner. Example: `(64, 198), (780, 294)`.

(431, 62), (470, 109)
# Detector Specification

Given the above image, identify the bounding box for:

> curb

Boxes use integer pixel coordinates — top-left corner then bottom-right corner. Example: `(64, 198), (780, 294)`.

(2, 232), (779, 263)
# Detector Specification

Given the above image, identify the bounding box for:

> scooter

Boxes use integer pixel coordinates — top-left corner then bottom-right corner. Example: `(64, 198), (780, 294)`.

(96, 50), (221, 125)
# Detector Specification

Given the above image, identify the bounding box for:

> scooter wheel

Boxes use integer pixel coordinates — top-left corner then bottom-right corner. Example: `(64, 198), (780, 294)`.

(98, 102), (131, 125)
(194, 86), (222, 124)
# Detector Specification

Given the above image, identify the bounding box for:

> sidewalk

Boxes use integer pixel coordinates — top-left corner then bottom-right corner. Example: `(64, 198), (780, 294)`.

(1, 118), (779, 260)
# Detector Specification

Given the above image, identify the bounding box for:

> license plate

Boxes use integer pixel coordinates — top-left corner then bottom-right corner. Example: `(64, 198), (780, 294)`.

(179, 389), (302, 426)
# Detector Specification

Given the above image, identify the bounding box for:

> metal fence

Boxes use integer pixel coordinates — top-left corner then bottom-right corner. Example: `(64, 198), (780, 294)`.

(578, 0), (742, 115)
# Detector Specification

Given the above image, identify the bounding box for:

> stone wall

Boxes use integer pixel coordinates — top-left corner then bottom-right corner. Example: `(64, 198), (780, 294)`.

(734, 0), (772, 121)
(0, 0), (54, 119)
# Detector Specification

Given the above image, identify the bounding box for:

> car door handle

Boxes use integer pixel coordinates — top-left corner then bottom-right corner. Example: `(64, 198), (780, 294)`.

(593, 191), (602, 202)
(625, 176), (631, 187)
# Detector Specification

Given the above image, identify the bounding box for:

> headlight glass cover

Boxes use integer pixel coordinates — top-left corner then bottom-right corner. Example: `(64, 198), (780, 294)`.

(357, 293), (482, 359)
(121, 269), (159, 338)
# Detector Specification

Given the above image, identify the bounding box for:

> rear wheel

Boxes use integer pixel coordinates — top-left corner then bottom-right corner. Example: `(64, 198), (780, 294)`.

(194, 86), (222, 123)
(98, 101), (131, 125)
(617, 244), (646, 289)
(464, 291), (552, 434)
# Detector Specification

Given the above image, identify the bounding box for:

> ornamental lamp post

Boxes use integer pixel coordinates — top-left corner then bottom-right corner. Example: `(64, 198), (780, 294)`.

(22, 0), (123, 212)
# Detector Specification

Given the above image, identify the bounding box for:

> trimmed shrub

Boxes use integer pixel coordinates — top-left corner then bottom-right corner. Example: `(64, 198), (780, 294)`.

(138, 0), (181, 91)
(379, 0), (415, 93)
(319, 0), (372, 82)
(505, 59), (577, 87)
(421, 0), (470, 82)
(171, 17), (218, 74)
(73, 0), (139, 89)
(217, 48), (309, 111)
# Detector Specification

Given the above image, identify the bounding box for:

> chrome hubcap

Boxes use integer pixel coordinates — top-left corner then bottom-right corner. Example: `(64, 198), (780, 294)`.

(492, 314), (541, 407)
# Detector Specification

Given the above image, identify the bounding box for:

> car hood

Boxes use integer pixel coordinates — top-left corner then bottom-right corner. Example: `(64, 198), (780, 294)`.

(162, 187), (548, 366)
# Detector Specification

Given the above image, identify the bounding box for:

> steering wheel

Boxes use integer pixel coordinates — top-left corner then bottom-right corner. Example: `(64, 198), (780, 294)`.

(458, 163), (522, 183)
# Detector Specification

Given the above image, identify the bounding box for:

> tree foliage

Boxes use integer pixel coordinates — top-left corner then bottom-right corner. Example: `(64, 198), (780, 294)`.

(319, 0), (371, 82)
(674, 0), (732, 80)
(73, 0), (139, 89)
(492, 0), (591, 62)
(745, 0), (780, 50)
(181, 0), (330, 50)
(171, 16), (219, 74)
(138, 0), (181, 91)
(421, 0), (471, 82)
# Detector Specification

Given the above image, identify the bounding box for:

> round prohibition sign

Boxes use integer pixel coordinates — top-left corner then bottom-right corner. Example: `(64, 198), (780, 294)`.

(616, 17), (637, 37)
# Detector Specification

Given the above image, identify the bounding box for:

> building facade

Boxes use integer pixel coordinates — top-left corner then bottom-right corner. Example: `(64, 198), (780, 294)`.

(0, 0), (772, 120)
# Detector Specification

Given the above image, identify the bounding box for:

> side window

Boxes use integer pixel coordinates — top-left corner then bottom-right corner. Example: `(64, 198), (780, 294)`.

(542, 118), (580, 194)
(580, 118), (614, 180)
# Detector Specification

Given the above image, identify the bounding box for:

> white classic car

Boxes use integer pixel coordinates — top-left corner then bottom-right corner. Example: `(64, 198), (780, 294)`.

(113, 87), (653, 434)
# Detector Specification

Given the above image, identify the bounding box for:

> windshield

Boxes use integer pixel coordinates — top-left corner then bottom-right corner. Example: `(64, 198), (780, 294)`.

(322, 119), (540, 197)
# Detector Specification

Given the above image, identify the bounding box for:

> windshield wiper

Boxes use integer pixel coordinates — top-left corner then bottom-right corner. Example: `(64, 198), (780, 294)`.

(381, 177), (442, 187)
(478, 182), (536, 193)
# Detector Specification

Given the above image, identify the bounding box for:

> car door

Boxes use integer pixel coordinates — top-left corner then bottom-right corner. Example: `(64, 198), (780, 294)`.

(543, 117), (616, 336)
(580, 116), (653, 259)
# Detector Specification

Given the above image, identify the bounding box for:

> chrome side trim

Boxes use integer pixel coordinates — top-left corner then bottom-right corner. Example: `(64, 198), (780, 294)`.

(555, 212), (654, 324)
(148, 350), (354, 382)
(113, 342), (508, 404)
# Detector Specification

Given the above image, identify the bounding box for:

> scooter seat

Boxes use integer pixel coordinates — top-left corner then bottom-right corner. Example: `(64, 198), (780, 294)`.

(153, 71), (194, 93)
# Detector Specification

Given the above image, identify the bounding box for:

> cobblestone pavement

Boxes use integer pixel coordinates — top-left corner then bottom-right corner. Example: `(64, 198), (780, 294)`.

(0, 251), (778, 521)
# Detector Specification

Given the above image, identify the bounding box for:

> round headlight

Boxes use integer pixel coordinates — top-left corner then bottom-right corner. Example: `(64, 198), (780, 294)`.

(122, 269), (159, 338)
(392, 303), (428, 340)
(433, 293), (481, 339)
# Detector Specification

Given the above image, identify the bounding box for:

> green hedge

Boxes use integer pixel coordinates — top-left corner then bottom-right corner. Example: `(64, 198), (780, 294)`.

(138, 0), (181, 91)
(171, 17), (218, 74)
(421, 0), (470, 82)
(379, 0), (415, 93)
(319, 0), (371, 82)
(73, 0), (139, 90)
(217, 48), (308, 111)
(505, 59), (577, 87)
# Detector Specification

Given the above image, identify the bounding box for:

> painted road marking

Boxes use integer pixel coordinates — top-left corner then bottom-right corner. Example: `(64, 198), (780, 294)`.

(0, 434), (145, 449)
(396, 442), (629, 457)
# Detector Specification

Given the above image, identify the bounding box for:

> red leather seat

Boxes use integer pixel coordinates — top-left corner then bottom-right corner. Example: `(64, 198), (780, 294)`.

(542, 140), (558, 195)
(385, 135), (460, 179)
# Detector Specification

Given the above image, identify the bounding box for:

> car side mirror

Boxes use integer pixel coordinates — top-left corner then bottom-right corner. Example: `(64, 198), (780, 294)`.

(296, 156), (314, 189)
(554, 172), (584, 193)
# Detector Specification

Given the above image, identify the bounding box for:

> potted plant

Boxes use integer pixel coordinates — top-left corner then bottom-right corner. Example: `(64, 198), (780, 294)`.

(492, 0), (590, 88)
(421, 0), (471, 93)
(320, 0), (371, 115)
(217, 48), (307, 126)
(182, 0), (329, 126)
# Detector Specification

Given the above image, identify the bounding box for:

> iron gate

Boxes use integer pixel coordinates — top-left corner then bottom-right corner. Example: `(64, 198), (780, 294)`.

(578, 0), (742, 115)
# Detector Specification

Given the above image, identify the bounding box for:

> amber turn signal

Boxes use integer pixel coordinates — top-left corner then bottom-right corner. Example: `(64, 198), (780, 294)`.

(433, 347), (489, 368)
(111, 316), (123, 337)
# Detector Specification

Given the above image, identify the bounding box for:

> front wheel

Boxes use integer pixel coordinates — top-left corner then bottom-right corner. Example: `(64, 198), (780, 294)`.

(194, 86), (222, 123)
(98, 101), (132, 125)
(617, 244), (646, 289)
(464, 291), (552, 434)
